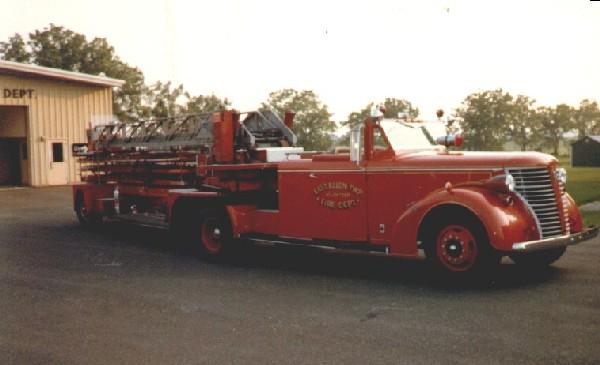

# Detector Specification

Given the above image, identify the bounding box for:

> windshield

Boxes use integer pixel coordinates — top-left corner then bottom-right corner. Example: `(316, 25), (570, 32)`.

(379, 119), (437, 151)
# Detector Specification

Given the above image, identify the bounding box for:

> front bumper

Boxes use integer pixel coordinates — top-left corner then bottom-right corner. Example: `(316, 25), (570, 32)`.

(512, 226), (599, 252)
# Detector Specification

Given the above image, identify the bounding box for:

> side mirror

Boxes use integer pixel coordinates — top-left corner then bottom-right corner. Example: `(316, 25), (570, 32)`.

(436, 134), (463, 148)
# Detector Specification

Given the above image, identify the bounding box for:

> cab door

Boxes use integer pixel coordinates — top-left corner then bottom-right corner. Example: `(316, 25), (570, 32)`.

(278, 160), (368, 242)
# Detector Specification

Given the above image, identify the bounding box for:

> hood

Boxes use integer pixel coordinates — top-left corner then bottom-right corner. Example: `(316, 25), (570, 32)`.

(392, 150), (558, 170)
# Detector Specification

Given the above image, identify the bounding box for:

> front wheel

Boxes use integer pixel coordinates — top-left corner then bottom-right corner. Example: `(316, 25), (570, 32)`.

(198, 209), (232, 257)
(424, 215), (500, 277)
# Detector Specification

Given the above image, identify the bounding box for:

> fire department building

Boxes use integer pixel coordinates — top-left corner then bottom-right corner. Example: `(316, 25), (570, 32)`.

(0, 60), (123, 186)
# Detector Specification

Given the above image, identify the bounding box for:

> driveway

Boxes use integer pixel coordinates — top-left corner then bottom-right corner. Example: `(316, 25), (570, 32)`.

(1, 187), (599, 364)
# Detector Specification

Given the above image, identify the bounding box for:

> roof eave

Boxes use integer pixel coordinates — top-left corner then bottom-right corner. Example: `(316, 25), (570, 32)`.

(0, 60), (125, 88)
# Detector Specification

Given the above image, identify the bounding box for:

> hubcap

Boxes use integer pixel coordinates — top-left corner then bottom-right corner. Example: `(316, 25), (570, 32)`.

(436, 225), (478, 272)
(201, 217), (224, 254)
(446, 240), (463, 258)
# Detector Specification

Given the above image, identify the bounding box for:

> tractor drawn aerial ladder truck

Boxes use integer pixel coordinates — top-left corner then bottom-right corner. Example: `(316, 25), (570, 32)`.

(73, 108), (598, 276)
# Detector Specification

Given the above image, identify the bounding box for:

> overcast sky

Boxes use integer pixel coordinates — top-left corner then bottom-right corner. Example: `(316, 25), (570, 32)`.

(2, 0), (599, 122)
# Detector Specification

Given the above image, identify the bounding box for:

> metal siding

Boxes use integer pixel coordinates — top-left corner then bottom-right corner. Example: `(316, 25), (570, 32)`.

(29, 84), (38, 184)
(0, 74), (115, 185)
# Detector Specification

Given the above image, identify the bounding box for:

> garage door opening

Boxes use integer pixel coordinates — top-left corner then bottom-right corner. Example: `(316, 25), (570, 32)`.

(0, 106), (29, 186)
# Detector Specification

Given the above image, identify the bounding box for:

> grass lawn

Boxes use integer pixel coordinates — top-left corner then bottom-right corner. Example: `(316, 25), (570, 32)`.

(560, 161), (600, 227)
(581, 211), (600, 227)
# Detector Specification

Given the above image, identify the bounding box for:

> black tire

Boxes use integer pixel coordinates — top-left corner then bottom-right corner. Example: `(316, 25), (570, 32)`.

(169, 204), (196, 250)
(423, 213), (500, 278)
(197, 208), (233, 258)
(509, 247), (566, 267)
(75, 192), (102, 229)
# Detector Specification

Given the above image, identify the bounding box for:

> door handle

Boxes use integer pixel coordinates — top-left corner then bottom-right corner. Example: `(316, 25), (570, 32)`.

(309, 173), (317, 179)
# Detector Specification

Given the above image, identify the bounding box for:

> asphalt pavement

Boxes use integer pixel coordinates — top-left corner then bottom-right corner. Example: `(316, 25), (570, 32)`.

(1, 187), (599, 365)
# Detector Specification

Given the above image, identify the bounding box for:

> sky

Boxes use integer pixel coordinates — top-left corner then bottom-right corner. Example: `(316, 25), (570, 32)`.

(1, 0), (599, 123)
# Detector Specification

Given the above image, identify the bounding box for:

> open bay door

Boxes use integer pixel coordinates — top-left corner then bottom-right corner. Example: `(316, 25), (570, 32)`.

(0, 106), (28, 186)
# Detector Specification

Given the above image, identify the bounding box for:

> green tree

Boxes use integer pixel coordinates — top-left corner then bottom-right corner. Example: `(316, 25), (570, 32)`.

(346, 103), (372, 129)
(141, 81), (186, 118)
(185, 94), (230, 114)
(28, 25), (87, 71)
(381, 97), (419, 119)
(456, 89), (514, 150)
(261, 89), (334, 151)
(574, 99), (600, 137)
(109, 62), (146, 121)
(504, 95), (539, 151)
(140, 83), (231, 118)
(345, 98), (419, 128)
(0, 33), (31, 62)
(1, 24), (146, 121)
(536, 104), (575, 156)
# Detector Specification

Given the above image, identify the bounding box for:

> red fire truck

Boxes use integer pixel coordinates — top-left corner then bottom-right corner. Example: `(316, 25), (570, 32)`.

(72, 109), (598, 276)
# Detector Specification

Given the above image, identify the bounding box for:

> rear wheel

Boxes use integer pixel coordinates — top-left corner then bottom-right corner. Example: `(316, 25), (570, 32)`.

(509, 247), (566, 267)
(199, 208), (232, 257)
(424, 214), (500, 277)
(75, 192), (102, 229)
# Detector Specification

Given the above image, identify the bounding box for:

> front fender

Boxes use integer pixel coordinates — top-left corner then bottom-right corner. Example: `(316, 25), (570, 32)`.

(389, 186), (539, 256)
(563, 193), (584, 233)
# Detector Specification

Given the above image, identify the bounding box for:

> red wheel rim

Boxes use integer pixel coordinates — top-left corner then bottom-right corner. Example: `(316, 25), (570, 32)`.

(435, 225), (478, 272)
(201, 217), (223, 254)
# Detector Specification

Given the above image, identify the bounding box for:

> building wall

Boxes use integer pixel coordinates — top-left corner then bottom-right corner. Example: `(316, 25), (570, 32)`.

(0, 74), (114, 185)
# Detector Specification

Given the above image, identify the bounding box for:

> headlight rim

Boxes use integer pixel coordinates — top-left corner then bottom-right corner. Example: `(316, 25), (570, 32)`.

(556, 167), (567, 186)
(505, 173), (515, 192)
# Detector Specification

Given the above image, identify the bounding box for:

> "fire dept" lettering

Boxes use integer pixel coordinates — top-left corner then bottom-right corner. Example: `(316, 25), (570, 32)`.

(313, 181), (364, 209)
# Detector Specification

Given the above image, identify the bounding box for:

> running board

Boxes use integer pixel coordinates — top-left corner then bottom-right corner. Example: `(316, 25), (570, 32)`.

(110, 213), (169, 230)
(241, 234), (390, 255)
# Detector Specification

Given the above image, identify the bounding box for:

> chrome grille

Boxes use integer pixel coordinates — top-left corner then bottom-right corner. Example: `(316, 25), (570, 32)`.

(507, 167), (563, 238)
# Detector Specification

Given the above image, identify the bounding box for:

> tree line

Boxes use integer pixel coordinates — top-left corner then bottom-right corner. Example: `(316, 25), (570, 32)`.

(2, 25), (599, 153)
(457, 90), (600, 155)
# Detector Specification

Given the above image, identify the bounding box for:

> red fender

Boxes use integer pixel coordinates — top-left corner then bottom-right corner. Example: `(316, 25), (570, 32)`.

(563, 193), (584, 233)
(166, 191), (221, 222)
(389, 186), (539, 256)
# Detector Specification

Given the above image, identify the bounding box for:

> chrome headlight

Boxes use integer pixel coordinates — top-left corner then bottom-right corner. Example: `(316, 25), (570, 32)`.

(555, 168), (567, 186)
(505, 173), (515, 192)
(486, 173), (515, 193)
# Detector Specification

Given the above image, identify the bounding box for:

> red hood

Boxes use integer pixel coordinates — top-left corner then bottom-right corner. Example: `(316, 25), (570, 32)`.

(392, 150), (558, 169)
(279, 149), (558, 171)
